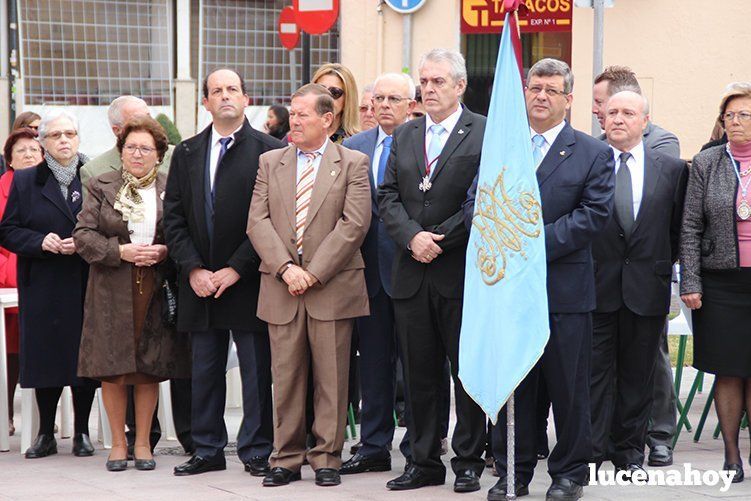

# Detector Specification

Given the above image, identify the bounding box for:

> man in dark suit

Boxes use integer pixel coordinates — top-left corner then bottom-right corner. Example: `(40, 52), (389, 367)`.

(465, 58), (614, 501)
(592, 66), (682, 468)
(590, 91), (687, 474)
(378, 49), (487, 493)
(340, 72), (416, 475)
(164, 68), (284, 476)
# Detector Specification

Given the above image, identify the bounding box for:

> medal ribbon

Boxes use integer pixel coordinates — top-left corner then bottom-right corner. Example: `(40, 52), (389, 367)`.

(728, 144), (751, 199)
(423, 145), (440, 177)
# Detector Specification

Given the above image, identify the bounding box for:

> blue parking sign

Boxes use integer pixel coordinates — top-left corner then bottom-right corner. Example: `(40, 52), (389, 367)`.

(384, 0), (427, 14)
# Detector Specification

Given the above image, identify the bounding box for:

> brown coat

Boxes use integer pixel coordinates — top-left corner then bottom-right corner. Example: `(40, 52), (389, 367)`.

(247, 141), (371, 325)
(73, 170), (191, 379)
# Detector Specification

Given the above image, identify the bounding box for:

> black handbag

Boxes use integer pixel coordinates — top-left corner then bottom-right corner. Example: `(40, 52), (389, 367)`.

(161, 279), (178, 327)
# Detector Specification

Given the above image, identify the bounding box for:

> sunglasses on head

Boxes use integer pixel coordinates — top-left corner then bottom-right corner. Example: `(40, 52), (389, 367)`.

(326, 86), (345, 99)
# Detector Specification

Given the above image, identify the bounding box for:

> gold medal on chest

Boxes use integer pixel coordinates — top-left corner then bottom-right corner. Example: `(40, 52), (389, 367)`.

(739, 199), (751, 220)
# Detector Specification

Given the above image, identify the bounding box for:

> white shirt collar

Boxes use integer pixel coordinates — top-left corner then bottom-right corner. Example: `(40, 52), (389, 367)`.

(376, 126), (390, 147)
(530, 120), (566, 147)
(297, 138), (329, 159)
(611, 140), (645, 168)
(211, 123), (243, 147)
(426, 104), (463, 136)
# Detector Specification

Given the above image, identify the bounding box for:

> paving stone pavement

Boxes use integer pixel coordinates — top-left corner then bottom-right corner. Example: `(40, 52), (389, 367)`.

(1, 368), (751, 500)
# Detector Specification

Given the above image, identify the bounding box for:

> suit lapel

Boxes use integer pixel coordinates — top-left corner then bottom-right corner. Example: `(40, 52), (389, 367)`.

(273, 146), (299, 232)
(364, 128), (379, 209)
(630, 148), (659, 237)
(185, 127), (212, 243)
(411, 118), (426, 178)
(40, 168), (76, 224)
(431, 109), (473, 182)
(98, 174), (131, 242)
(155, 172), (167, 243)
(536, 123), (576, 187)
(306, 141), (341, 227)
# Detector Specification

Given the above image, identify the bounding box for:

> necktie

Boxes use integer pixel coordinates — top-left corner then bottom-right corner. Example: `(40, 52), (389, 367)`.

(295, 152), (318, 255)
(427, 124), (445, 177)
(212, 136), (233, 202)
(615, 151), (635, 237)
(377, 136), (393, 186)
(532, 134), (546, 168)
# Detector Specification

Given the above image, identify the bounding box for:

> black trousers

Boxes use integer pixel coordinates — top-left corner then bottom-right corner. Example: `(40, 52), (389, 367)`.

(394, 280), (486, 477)
(190, 329), (273, 462)
(171, 378), (194, 454)
(646, 322), (677, 451)
(590, 308), (664, 466)
(354, 287), (397, 458)
(493, 313), (592, 486)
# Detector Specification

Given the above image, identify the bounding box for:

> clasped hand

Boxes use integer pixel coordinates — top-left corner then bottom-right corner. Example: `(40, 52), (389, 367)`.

(42, 232), (76, 255)
(189, 267), (241, 299)
(409, 231), (445, 264)
(120, 243), (168, 267)
(282, 264), (318, 296)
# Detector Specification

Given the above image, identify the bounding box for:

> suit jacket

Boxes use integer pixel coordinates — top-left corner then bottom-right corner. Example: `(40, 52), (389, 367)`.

(342, 127), (397, 298)
(465, 122), (615, 313)
(247, 141), (371, 325)
(378, 107), (486, 300)
(0, 160), (89, 387)
(81, 145), (174, 196)
(599, 122), (680, 159)
(593, 148), (688, 316)
(163, 119), (284, 332)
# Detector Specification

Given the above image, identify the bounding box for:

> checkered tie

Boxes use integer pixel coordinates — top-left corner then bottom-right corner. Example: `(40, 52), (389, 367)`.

(295, 152), (318, 255)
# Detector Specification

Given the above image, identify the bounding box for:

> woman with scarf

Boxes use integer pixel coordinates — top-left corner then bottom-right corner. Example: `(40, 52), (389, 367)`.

(73, 116), (190, 472)
(0, 110), (97, 458)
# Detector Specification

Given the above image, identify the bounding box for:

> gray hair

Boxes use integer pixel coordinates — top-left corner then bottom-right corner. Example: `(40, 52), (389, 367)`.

(419, 48), (467, 84)
(38, 109), (80, 138)
(608, 90), (650, 117)
(107, 95), (148, 127)
(361, 84), (374, 95)
(527, 58), (574, 94)
(373, 72), (416, 100)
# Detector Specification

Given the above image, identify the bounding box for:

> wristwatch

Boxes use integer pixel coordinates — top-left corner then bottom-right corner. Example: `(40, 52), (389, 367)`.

(276, 261), (294, 281)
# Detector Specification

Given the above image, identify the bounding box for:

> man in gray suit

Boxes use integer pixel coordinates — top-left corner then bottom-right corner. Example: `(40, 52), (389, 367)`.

(80, 95), (174, 194)
(592, 66), (680, 468)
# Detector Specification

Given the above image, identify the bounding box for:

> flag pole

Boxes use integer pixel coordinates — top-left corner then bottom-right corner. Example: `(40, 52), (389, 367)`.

(507, 391), (516, 499)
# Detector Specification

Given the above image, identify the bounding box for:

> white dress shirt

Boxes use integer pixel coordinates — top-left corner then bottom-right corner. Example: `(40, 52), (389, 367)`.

(530, 120), (567, 160)
(425, 105), (464, 154)
(612, 141), (645, 217)
(371, 126), (391, 182)
(209, 123), (243, 191)
(296, 140), (329, 184)
(127, 184), (157, 245)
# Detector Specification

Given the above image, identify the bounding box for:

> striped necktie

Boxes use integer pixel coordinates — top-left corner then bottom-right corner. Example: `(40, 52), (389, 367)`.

(295, 152), (318, 255)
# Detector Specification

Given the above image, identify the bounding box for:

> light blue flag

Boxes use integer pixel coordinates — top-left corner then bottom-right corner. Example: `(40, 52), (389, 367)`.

(458, 13), (550, 424)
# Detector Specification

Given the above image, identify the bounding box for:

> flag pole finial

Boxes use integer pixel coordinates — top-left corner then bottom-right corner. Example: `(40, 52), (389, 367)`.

(503, 0), (524, 11)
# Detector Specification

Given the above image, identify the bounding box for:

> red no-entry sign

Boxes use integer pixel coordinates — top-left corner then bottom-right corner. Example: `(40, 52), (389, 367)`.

(293, 0), (340, 35)
(278, 6), (300, 50)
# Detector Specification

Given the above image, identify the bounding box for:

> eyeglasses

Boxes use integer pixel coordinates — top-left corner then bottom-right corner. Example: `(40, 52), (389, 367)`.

(326, 86), (345, 99)
(723, 111), (751, 123)
(44, 130), (78, 140)
(359, 105), (375, 113)
(123, 144), (156, 155)
(12, 146), (42, 155)
(373, 95), (409, 105)
(525, 86), (568, 97)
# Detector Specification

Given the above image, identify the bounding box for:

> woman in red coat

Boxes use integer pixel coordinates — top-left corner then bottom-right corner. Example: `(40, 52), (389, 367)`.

(2, 128), (43, 435)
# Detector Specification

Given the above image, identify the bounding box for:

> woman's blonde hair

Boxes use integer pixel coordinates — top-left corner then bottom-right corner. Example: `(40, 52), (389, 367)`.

(718, 82), (751, 122)
(312, 63), (360, 137)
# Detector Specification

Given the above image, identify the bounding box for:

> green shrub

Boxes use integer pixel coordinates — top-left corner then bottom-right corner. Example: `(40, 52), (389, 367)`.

(156, 113), (182, 145)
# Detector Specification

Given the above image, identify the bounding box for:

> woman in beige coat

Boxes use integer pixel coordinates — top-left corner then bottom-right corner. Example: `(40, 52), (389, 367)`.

(74, 116), (190, 472)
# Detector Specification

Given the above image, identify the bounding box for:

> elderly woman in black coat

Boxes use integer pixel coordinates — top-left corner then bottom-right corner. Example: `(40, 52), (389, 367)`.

(0, 109), (97, 458)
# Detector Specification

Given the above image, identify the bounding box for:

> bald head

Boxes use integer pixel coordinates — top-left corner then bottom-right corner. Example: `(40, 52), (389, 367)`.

(372, 73), (416, 135)
(604, 91), (649, 152)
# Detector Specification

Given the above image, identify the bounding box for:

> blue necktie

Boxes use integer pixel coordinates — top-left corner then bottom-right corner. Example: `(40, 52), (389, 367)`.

(532, 134), (546, 168)
(427, 124), (445, 177)
(212, 136), (233, 203)
(377, 136), (393, 186)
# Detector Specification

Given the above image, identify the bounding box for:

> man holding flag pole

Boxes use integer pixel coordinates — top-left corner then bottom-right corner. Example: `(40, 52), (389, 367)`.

(462, 3), (615, 500)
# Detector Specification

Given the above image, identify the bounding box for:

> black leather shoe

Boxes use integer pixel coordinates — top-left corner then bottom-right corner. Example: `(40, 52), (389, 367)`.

(386, 466), (445, 490)
(263, 467), (301, 486)
(315, 468), (341, 486)
(615, 463), (646, 482)
(173, 455), (226, 476)
(72, 433), (95, 457)
(25, 434), (57, 459)
(244, 456), (271, 477)
(488, 476), (529, 499)
(648, 445), (673, 466)
(340, 453), (391, 474)
(135, 458), (156, 471)
(404, 457), (413, 472)
(349, 441), (363, 455)
(724, 462), (744, 483)
(546, 478), (583, 501)
(106, 459), (128, 472)
(454, 469), (481, 492)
